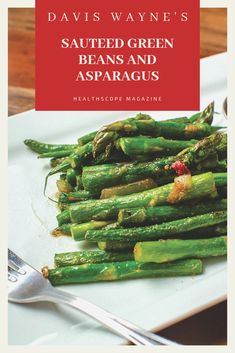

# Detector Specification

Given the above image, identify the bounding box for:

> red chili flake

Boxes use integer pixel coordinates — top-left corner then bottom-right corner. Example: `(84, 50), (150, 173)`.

(171, 161), (190, 176)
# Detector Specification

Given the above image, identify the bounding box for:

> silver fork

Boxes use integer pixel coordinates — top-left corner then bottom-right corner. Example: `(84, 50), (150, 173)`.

(8, 249), (180, 346)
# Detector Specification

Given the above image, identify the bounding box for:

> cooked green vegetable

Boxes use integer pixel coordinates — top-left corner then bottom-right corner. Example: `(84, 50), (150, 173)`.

(116, 136), (198, 157)
(134, 236), (227, 263)
(97, 222), (227, 251)
(24, 139), (77, 154)
(42, 259), (203, 285)
(92, 113), (221, 157)
(118, 199), (227, 226)
(189, 101), (214, 125)
(85, 211), (227, 242)
(25, 104), (227, 288)
(54, 249), (133, 267)
(83, 133), (226, 193)
(70, 172), (218, 224)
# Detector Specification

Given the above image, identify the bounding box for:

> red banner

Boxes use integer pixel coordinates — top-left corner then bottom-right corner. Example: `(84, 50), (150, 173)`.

(36, 0), (200, 111)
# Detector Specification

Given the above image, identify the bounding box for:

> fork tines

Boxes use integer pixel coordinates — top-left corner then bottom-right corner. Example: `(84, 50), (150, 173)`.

(8, 265), (18, 282)
(8, 249), (27, 280)
(8, 249), (25, 267)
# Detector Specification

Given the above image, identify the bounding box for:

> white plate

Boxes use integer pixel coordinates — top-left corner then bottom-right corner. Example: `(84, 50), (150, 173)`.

(8, 53), (227, 345)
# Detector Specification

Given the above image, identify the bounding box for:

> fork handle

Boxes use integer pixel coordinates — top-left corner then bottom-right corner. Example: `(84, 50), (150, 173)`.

(43, 287), (179, 346)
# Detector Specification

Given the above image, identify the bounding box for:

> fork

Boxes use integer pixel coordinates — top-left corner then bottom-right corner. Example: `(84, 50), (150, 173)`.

(8, 249), (180, 346)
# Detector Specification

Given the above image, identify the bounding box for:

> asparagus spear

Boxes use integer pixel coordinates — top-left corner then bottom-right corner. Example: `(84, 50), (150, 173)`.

(134, 236), (227, 263)
(97, 222), (227, 252)
(71, 220), (113, 241)
(100, 178), (157, 199)
(80, 103), (214, 152)
(83, 133), (226, 193)
(116, 136), (198, 158)
(70, 172), (218, 224)
(118, 199), (227, 226)
(92, 114), (221, 157)
(24, 102), (214, 154)
(24, 139), (77, 154)
(77, 102), (214, 152)
(94, 189), (227, 221)
(85, 211), (227, 242)
(54, 250), (133, 267)
(53, 221), (226, 239)
(42, 259), (203, 285)
(189, 101), (214, 125)
(106, 221), (227, 238)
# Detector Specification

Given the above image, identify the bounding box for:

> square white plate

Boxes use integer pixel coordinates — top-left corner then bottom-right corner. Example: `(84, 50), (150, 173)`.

(8, 53), (227, 345)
